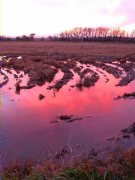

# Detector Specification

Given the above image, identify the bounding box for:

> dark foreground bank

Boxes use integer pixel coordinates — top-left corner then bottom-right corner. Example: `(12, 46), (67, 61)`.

(2, 147), (135, 180)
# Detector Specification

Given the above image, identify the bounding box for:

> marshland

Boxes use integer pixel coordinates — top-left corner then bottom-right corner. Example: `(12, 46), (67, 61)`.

(1, 41), (135, 179)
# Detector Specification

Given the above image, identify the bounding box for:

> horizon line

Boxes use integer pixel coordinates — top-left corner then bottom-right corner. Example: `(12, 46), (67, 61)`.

(1, 26), (135, 38)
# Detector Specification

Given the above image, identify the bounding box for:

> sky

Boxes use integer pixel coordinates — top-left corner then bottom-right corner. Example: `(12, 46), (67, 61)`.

(1, 0), (135, 36)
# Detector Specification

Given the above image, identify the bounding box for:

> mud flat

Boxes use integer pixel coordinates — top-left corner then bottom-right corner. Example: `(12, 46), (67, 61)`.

(1, 42), (135, 92)
(1, 49), (135, 92)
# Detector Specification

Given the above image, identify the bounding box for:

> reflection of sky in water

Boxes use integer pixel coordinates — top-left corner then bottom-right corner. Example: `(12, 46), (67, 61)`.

(1, 66), (135, 164)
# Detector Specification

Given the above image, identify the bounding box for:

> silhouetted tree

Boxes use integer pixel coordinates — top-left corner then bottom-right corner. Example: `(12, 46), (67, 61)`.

(29, 33), (35, 40)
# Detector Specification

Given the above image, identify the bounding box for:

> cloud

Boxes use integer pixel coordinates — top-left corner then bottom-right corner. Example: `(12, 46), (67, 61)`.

(114, 0), (135, 25)
(1, 0), (135, 36)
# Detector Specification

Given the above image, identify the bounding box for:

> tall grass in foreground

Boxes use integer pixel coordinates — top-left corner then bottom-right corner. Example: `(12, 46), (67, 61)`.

(2, 147), (135, 180)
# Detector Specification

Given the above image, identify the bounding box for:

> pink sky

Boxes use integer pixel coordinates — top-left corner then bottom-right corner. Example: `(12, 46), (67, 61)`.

(1, 0), (135, 36)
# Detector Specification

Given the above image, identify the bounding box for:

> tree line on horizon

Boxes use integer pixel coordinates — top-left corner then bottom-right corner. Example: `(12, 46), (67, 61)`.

(0, 33), (37, 41)
(0, 27), (135, 42)
(49, 27), (135, 42)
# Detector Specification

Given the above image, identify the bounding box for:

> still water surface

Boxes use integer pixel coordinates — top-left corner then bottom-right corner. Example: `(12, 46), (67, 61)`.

(1, 65), (135, 164)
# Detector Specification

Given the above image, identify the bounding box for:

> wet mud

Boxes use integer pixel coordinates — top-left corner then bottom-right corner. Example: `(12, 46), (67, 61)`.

(1, 53), (135, 92)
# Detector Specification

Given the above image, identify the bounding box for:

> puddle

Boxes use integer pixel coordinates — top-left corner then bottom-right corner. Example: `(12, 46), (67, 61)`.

(1, 57), (135, 164)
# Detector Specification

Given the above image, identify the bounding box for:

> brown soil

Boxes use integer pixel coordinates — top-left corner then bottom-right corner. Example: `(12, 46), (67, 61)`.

(1, 41), (135, 58)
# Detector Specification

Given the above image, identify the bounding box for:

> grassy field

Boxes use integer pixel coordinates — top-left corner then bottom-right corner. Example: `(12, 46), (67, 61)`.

(0, 41), (135, 59)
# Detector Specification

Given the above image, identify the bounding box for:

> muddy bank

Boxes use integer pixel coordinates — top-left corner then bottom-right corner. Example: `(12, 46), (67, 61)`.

(121, 122), (135, 137)
(0, 69), (9, 88)
(53, 68), (74, 91)
(115, 92), (135, 100)
(2, 146), (135, 179)
(76, 73), (99, 89)
(1, 52), (135, 93)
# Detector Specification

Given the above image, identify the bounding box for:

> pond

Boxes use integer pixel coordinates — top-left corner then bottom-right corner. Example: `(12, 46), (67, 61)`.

(1, 58), (135, 165)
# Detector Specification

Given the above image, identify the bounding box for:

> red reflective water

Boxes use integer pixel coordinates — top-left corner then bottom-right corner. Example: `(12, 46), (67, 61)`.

(1, 67), (135, 163)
